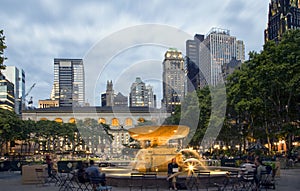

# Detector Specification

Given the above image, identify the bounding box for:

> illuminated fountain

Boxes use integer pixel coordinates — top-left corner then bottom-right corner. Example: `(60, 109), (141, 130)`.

(102, 125), (231, 188)
(128, 125), (190, 172)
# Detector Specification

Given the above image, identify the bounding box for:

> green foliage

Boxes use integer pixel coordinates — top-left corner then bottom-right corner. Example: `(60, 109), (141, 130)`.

(225, 29), (300, 152)
(76, 118), (113, 153)
(179, 87), (212, 146)
(0, 30), (7, 71)
(0, 109), (115, 155)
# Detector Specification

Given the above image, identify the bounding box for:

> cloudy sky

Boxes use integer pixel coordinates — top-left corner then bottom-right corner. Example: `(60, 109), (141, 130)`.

(0, 0), (269, 107)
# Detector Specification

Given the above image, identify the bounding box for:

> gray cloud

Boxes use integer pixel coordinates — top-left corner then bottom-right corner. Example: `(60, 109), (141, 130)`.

(0, 0), (269, 106)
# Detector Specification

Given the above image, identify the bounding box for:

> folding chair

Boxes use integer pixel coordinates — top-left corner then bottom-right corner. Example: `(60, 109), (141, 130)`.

(129, 172), (144, 191)
(258, 168), (276, 190)
(48, 168), (60, 186)
(185, 172), (197, 191)
(96, 185), (113, 191)
(239, 171), (256, 191)
(74, 171), (91, 191)
(143, 173), (159, 191)
(195, 171), (211, 191)
(217, 170), (239, 191)
(92, 173), (112, 191)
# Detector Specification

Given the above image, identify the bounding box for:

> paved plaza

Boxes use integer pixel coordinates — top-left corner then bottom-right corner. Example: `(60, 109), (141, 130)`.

(0, 167), (299, 191)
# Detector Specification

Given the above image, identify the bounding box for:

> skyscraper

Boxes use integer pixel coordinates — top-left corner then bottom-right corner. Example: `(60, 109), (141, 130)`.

(2, 66), (25, 114)
(54, 58), (85, 107)
(199, 28), (245, 86)
(236, 40), (245, 62)
(265, 0), (300, 42)
(129, 77), (156, 108)
(186, 34), (204, 92)
(0, 74), (15, 111)
(162, 48), (185, 112)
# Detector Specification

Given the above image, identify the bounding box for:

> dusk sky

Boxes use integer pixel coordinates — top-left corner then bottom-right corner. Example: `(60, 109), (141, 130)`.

(0, 0), (269, 107)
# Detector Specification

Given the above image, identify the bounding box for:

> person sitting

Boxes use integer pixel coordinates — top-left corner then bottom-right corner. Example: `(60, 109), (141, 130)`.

(167, 158), (179, 190)
(240, 158), (256, 174)
(77, 163), (89, 183)
(85, 160), (105, 190)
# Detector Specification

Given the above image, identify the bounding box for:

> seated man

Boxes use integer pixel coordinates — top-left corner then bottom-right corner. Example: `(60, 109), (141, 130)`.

(77, 163), (89, 183)
(85, 160), (106, 190)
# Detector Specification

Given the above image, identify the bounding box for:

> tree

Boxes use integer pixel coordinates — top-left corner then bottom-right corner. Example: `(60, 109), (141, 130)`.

(76, 118), (113, 154)
(21, 119), (36, 154)
(189, 87), (211, 146)
(0, 30), (7, 72)
(0, 109), (22, 154)
(225, 29), (300, 153)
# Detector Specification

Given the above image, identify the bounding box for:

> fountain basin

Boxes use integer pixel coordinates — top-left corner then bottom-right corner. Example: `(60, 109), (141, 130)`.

(102, 166), (238, 189)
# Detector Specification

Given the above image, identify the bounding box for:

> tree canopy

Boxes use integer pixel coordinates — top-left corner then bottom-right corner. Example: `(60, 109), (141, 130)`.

(0, 30), (6, 72)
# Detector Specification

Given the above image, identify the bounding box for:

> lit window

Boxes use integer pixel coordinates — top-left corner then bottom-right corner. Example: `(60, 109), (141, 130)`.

(112, 118), (119, 126)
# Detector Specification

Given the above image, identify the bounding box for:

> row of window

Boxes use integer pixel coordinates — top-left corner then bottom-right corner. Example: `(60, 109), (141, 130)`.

(40, 117), (148, 126)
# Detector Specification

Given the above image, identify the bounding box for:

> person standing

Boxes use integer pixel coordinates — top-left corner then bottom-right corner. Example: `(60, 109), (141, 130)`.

(254, 157), (266, 189)
(167, 158), (179, 190)
(45, 155), (53, 177)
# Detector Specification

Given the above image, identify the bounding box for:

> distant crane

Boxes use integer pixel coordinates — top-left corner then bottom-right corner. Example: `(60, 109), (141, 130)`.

(24, 83), (36, 99)
(21, 83), (36, 110)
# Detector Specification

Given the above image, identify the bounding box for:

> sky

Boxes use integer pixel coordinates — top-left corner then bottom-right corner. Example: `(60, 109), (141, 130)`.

(0, 0), (270, 107)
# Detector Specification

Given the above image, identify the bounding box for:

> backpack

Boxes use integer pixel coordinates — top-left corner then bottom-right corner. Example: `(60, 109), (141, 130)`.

(265, 165), (272, 174)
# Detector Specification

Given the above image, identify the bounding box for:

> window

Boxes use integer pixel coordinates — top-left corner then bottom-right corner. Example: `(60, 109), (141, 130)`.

(111, 118), (119, 126)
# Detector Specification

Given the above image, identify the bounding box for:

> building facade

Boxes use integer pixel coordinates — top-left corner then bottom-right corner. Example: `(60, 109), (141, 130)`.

(2, 66), (25, 114)
(22, 106), (169, 127)
(221, 58), (242, 83)
(38, 99), (59, 108)
(129, 77), (156, 108)
(114, 92), (128, 107)
(186, 34), (204, 92)
(199, 28), (245, 86)
(101, 80), (114, 107)
(109, 127), (130, 157)
(162, 48), (185, 112)
(0, 75), (15, 111)
(54, 58), (85, 107)
(22, 106), (169, 158)
(236, 40), (245, 62)
(265, 0), (300, 42)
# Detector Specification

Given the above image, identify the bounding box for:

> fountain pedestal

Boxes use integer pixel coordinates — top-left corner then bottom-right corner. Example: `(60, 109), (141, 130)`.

(133, 146), (179, 172)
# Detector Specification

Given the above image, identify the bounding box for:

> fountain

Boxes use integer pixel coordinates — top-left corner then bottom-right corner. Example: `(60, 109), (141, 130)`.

(100, 125), (234, 188)
(128, 125), (189, 172)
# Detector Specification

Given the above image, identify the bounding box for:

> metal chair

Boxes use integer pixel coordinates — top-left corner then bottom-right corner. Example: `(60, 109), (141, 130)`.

(48, 168), (61, 186)
(238, 171), (256, 191)
(91, 173), (112, 191)
(195, 171), (211, 191)
(185, 172), (198, 191)
(74, 171), (91, 191)
(258, 168), (276, 190)
(217, 170), (239, 191)
(96, 185), (113, 191)
(129, 172), (144, 191)
(143, 173), (159, 191)
(89, 173), (107, 191)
